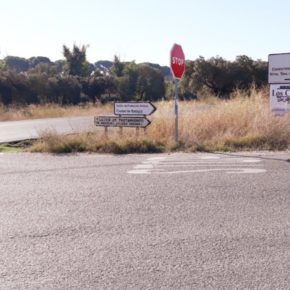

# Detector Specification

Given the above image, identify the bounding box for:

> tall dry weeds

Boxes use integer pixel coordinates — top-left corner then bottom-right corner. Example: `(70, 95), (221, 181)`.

(30, 88), (290, 152)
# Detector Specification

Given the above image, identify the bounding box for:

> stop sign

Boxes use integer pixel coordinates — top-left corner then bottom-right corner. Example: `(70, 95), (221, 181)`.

(170, 43), (185, 79)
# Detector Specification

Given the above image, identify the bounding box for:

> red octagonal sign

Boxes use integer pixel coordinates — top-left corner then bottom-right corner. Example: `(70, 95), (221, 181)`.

(170, 43), (185, 79)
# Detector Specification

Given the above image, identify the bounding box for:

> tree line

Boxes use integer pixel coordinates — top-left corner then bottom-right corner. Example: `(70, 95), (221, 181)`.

(0, 45), (268, 106)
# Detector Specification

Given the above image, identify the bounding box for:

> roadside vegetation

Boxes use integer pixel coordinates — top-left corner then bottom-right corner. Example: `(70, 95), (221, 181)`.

(0, 144), (25, 153)
(29, 88), (290, 153)
(0, 45), (267, 108)
(1, 44), (288, 153)
(0, 103), (112, 121)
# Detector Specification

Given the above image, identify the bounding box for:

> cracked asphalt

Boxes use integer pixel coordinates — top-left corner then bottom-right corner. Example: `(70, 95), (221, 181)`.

(0, 152), (290, 289)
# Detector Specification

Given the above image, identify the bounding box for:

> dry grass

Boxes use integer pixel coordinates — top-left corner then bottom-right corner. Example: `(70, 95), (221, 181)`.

(0, 103), (112, 121)
(31, 131), (166, 154)
(29, 88), (290, 153)
(176, 88), (290, 151)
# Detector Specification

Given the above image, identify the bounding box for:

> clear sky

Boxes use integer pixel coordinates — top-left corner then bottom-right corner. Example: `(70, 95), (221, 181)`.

(0, 0), (289, 65)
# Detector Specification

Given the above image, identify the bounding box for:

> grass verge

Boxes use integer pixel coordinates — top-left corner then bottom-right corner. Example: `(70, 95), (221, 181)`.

(28, 88), (290, 153)
(0, 144), (25, 153)
(30, 132), (167, 154)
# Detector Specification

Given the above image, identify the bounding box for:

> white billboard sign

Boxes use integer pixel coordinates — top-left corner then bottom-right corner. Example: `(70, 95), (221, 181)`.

(268, 53), (290, 84)
(114, 102), (156, 116)
(270, 84), (290, 114)
(94, 116), (151, 128)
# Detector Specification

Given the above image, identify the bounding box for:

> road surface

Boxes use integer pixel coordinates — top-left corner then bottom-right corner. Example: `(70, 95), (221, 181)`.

(0, 151), (290, 289)
(0, 116), (95, 143)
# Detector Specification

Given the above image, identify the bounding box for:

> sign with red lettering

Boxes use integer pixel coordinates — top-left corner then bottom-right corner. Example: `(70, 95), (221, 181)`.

(170, 43), (185, 79)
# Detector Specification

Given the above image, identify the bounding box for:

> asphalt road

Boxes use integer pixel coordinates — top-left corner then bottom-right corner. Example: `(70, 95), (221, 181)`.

(0, 151), (290, 289)
(0, 116), (95, 143)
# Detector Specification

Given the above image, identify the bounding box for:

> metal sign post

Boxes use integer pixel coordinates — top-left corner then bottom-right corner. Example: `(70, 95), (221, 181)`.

(170, 43), (185, 143)
(175, 79), (179, 143)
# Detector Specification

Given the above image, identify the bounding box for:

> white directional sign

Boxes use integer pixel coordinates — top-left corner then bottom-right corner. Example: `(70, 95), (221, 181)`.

(94, 116), (151, 128)
(270, 84), (290, 114)
(268, 53), (290, 84)
(114, 102), (156, 116)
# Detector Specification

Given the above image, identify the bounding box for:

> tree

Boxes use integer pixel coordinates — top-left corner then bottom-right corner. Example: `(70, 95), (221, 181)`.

(111, 55), (124, 77)
(54, 60), (66, 74)
(114, 62), (165, 102)
(251, 59), (268, 88)
(28, 56), (51, 69)
(28, 63), (57, 77)
(135, 64), (165, 101)
(63, 44), (90, 77)
(81, 76), (107, 102)
(4, 56), (29, 73)
(116, 62), (138, 101)
(28, 73), (49, 103)
(181, 56), (268, 99)
(0, 72), (13, 105)
(179, 61), (199, 99)
(0, 60), (5, 70)
(57, 76), (82, 104)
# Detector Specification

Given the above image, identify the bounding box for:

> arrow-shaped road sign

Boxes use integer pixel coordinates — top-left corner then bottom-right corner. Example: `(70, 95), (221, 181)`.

(114, 102), (156, 116)
(94, 116), (151, 128)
